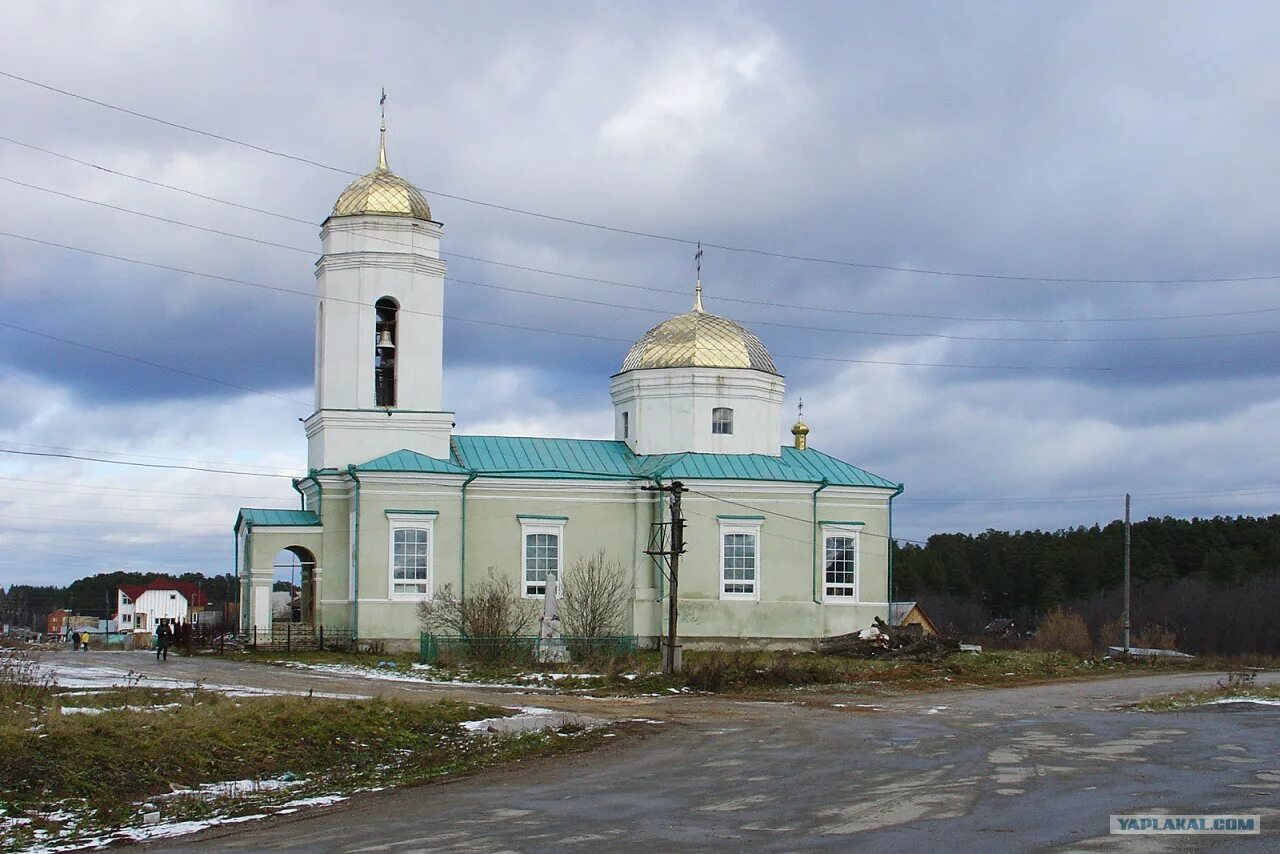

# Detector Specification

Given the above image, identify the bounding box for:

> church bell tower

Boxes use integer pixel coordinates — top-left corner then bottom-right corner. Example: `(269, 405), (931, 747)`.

(303, 106), (453, 469)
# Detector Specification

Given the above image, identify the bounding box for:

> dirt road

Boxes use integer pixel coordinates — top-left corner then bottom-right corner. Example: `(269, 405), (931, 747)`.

(38, 652), (1279, 851)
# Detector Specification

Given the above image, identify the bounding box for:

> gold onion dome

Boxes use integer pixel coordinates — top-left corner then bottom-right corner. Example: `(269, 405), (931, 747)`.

(619, 283), (778, 374)
(332, 128), (431, 220)
(791, 419), (810, 450)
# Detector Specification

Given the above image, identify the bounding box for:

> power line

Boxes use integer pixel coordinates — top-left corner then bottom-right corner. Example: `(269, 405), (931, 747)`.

(10, 172), (1280, 345)
(11, 133), (1280, 325)
(1, 230), (1130, 372)
(0, 319), (311, 408)
(5, 67), (1280, 285)
(0, 447), (294, 478)
(683, 486), (929, 546)
(0, 133), (318, 225)
(0, 511), (231, 529)
(0, 441), (292, 472)
(898, 486), (1280, 504)
(0, 474), (286, 500)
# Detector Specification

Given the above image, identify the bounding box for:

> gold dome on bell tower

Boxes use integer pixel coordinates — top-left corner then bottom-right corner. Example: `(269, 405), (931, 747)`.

(331, 94), (432, 221)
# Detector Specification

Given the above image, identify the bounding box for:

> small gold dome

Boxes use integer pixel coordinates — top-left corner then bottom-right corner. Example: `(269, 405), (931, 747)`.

(619, 304), (778, 374)
(791, 419), (810, 450)
(331, 132), (431, 220)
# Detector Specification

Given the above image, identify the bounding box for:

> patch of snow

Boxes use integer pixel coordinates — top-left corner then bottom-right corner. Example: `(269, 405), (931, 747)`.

(1206, 697), (1280, 707)
(33, 660), (363, 700)
(294, 662), (540, 691)
(461, 705), (601, 735)
(161, 777), (305, 800)
(923, 705), (949, 715)
(60, 703), (183, 715)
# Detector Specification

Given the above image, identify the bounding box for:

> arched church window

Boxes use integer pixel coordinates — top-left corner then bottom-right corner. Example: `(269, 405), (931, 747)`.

(712, 407), (734, 435)
(375, 297), (398, 407)
(622, 411), (630, 439)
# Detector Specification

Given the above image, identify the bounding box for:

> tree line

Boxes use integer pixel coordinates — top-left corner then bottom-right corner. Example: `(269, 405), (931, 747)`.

(893, 514), (1280, 653)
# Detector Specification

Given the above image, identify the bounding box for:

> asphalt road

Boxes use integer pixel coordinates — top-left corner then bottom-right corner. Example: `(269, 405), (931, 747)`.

(38, 653), (1280, 851)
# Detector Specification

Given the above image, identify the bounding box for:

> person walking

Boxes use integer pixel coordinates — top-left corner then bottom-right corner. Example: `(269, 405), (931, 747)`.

(155, 621), (173, 661)
(79, 630), (90, 652)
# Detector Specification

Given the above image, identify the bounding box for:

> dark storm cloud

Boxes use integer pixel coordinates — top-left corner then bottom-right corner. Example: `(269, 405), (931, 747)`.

(2, 0), (1279, 584)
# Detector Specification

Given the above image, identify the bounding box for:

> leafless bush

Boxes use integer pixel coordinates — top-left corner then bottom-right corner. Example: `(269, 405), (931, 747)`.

(0, 650), (55, 724)
(561, 550), (629, 639)
(1218, 669), (1258, 691)
(1031, 607), (1093, 656)
(417, 569), (537, 639)
(1133, 623), (1178, 651)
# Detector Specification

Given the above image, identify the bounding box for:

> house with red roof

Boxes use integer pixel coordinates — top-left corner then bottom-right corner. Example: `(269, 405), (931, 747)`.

(116, 578), (207, 633)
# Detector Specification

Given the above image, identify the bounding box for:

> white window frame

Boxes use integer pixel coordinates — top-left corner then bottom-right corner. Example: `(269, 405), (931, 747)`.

(821, 524), (862, 603)
(718, 519), (762, 601)
(711, 407), (734, 435)
(520, 517), (566, 599)
(387, 513), (435, 600)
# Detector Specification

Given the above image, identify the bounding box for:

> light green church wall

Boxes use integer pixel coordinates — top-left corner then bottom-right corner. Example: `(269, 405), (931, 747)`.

(251, 476), (896, 648)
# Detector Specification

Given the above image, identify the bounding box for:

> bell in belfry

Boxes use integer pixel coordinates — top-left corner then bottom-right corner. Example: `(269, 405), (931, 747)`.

(376, 328), (395, 350)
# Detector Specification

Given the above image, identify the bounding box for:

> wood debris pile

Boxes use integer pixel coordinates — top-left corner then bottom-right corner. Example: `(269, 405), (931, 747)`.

(819, 617), (960, 661)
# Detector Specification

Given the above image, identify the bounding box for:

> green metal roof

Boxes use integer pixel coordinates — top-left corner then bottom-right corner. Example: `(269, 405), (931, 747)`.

(236, 508), (321, 529)
(353, 449), (468, 474)
(345, 437), (898, 488)
(246, 439), (896, 527)
(451, 435), (635, 479)
(451, 436), (895, 488)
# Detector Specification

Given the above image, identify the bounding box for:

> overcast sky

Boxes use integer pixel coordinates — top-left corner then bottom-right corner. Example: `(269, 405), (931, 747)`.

(2, 0), (1278, 588)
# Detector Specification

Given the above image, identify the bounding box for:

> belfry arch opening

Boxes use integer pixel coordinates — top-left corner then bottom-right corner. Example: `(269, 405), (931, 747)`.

(272, 546), (317, 624)
(375, 297), (398, 407)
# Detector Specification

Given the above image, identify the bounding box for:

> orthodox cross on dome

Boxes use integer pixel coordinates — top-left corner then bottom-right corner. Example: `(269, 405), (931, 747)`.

(377, 88), (388, 170)
(798, 397), (804, 420)
(693, 242), (705, 312)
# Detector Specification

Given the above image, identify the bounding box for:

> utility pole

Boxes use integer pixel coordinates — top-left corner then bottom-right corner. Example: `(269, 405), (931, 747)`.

(644, 480), (687, 674)
(1123, 493), (1131, 654)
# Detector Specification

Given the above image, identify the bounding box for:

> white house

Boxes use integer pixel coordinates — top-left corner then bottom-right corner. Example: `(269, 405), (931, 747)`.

(116, 579), (207, 633)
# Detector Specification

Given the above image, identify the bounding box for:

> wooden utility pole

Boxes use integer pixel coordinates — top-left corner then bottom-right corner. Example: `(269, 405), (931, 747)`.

(666, 481), (686, 674)
(644, 480), (687, 674)
(1123, 493), (1131, 653)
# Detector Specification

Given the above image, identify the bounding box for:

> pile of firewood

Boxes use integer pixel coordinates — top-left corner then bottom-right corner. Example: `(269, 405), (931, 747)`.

(818, 617), (960, 661)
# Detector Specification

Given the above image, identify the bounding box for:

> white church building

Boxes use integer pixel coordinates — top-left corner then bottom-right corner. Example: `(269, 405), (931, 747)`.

(235, 121), (903, 650)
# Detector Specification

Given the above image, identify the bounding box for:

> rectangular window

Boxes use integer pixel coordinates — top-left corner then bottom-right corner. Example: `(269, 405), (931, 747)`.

(720, 523), (760, 599)
(712, 407), (734, 435)
(524, 532), (559, 597)
(388, 519), (434, 598)
(622, 411), (630, 439)
(823, 529), (859, 601)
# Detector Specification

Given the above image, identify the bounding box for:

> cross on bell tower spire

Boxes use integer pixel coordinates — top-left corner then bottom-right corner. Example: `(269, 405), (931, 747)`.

(693, 242), (704, 312)
(377, 88), (388, 170)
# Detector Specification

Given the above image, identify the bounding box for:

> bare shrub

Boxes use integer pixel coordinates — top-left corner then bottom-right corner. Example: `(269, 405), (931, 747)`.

(561, 550), (630, 639)
(1133, 623), (1178, 651)
(1031, 607), (1092, 656)
(1097, 617), (1123, 651)
(418, 569), (537, 640)
(0, 650), (55, 725)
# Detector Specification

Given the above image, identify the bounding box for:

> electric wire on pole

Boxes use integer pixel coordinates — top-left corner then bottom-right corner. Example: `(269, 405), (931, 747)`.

(1123, 493), (1131, 654)
(644, 480), (687, 674)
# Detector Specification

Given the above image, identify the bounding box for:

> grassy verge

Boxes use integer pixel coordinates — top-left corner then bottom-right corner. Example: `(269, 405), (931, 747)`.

(0, 676), (607, 851)
(1134, 682), (1280, 711)
(239, 647), (1277, 697)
